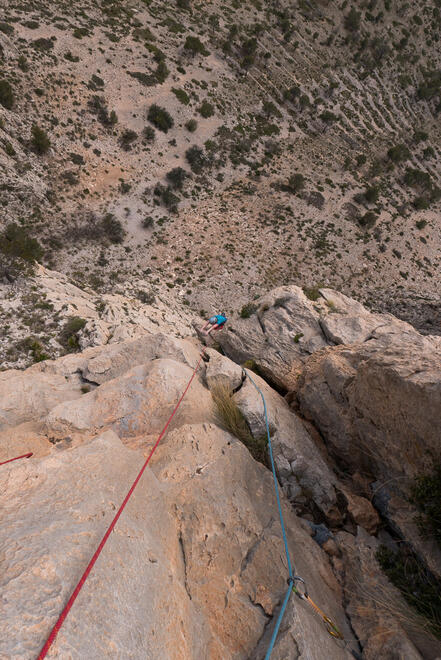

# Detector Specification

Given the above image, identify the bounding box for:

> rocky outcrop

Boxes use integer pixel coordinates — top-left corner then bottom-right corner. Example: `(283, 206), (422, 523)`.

(0, 332), (356, 659)
(217, 285), (410, 391)
(2, 283), (440, 659)
(297, 324), (441, 495)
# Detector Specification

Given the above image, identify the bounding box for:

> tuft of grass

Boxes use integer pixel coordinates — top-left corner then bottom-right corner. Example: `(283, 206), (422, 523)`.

(59, 317), (86, 352)
(376, 545), (441, 638)
(240, 302), (257, 318)
(303, 285), (323, 301)
(211, 384), (268, 466)
(411, 464), (441, 548)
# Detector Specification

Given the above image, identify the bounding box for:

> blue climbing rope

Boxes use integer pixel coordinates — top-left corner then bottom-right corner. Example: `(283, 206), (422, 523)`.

(242, 368), (296, 659)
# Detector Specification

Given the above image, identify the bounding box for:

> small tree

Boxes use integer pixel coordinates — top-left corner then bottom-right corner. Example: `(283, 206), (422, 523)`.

(387, 144), (410, 163)
(185, 145), (206, 173)
(0, 79), (14, 109)
(119, 129), (138, 151)
(183, 35), (209, 56)
(185, 119), (197, 132)
(283, 173), (305, 194)
(198, 100), (214, 118)
(344, 8), (361, 32)
(147, 104), (174, 132)
(166, 167), (188, 190)
(31, 125), (51, 154)
(365, 185), (379, 203)
(359, 211), (377, 228)
(102, 213), (125, 244)
(143, 126), (155, 142)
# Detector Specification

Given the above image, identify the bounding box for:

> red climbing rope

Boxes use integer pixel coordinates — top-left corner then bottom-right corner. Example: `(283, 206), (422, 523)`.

(0, 452), (33, 466)
(37, 351), (205, 659)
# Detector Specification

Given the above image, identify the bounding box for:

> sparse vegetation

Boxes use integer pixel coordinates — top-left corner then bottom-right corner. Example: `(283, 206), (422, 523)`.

(147, 104), (174, 132)
(411, 464), (441, 549)
(31, 125), (51, 155)
(211, 383), (268, 466)
(59, 316), (87, 352)
(183, 35), (209, 56)
(376, 545), (441, 638)
(0, 79), (14, 110)
(240, 303), (258, 318)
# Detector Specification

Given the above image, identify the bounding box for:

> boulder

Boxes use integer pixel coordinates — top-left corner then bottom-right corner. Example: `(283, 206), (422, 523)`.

(298, 328), (441, 487)
(0, 368), (83, 431)
(204, 348), (244, 392)
(45, 358), (212, 440)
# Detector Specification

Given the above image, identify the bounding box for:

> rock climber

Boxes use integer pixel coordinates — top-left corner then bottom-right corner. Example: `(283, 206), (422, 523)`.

(201, 313), (227, 335)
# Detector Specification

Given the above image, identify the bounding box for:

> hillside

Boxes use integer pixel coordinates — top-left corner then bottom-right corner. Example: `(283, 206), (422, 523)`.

(1, 0), (441, 369)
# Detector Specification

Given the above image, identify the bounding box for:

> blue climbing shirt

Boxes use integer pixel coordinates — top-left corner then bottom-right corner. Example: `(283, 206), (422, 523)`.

(209, 314), (227, 326)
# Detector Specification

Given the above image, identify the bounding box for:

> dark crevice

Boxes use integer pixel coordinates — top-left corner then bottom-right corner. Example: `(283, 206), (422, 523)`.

(178, 532), (192, 601)
(76, 369), (99, 387)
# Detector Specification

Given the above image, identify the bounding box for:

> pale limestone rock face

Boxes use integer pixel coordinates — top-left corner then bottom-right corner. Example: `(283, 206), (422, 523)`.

(334, 528), (440, 660)
(45, 358), (212, 438)
(233, 370), (339, 520)
(297, 330), (441, 485)
(218, 285), (406, 391)
(0, 335), (201, 431)
(1, 426), (355, 660)
(204, 348), (244, 391)
(0, 369), (83, 430)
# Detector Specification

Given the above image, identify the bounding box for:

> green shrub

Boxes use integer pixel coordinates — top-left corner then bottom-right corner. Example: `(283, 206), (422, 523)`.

(414, 130), (428, 143)
(185, 118), (197, 132)
(319, 110), (339, 123)
(344, 8), (361, 31)
(0, 21), (14, 35)
(415, 219), (427, 230)
(240, 303), (257, 318)
(155, 60), (169, 83)
(19, 337), (49, 363)
(0, 222), (43, 263)
(185, 145), (206, 173)
(365, 185), (379, 203)
(31, 125), (51, 155)
(32, 37), (54, 51)
(0, 79), (14, 110)
(166, 167), (188, 190)
(404, 168), (431, 189)
(198, 100), (214, 118)
(4, 141), (15, 156)
(172, 87), (190, 104)
(147, 104), (174, 132)
(88, 95), (118, 127)
(102, 213), (125, 244)
(184, 35), (209, 56)
(59, 317), (87, 351)
(388, 144), (410, 163)
(119, 129), (138, 151)
(411, 464), (441, 548)
(143, 126), (155, 142)
(359, 211), (377, 228)
(282, 173), (305, 194)
(17, 55), (29, 72)
(303, 285), (322, 301)
(162, 186), (180, 212)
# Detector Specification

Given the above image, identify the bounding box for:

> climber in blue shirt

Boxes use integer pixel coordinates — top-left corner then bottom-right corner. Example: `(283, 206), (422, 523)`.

(201, 313), (227, 335)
